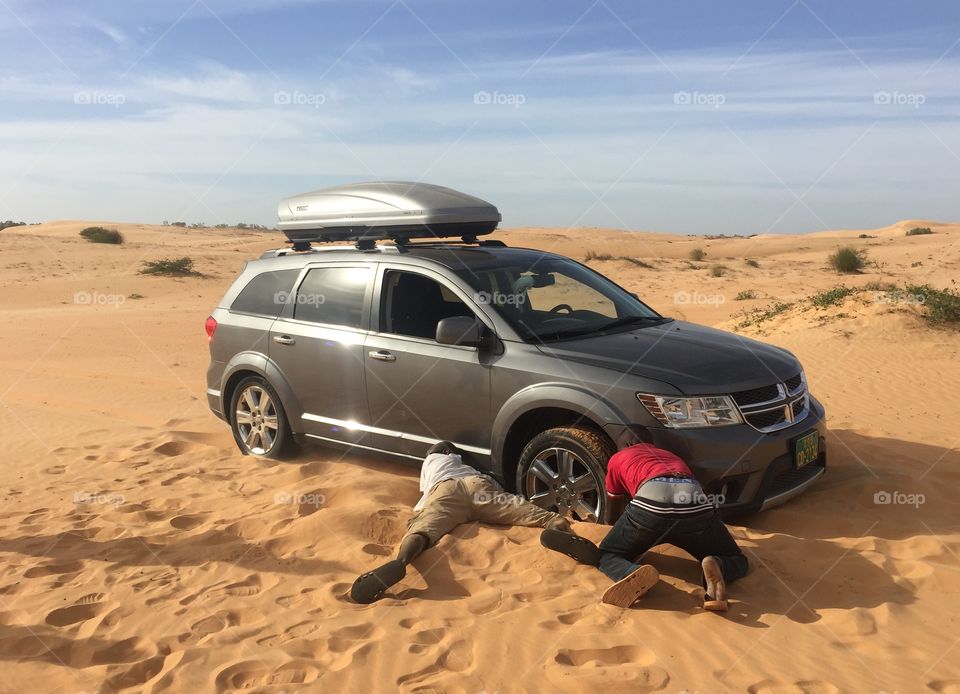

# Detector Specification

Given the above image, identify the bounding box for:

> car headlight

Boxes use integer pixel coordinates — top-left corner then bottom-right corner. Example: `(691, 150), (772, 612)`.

(637, 393), (743, 428)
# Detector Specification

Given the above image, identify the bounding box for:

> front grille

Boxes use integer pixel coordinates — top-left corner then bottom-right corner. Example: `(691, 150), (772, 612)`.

(768, 460), (823, 498)
(733, 373), (809, 433)
(745, 408), (787, 429)
(731, 384), (780, 406)
(784, 373), (803, 394)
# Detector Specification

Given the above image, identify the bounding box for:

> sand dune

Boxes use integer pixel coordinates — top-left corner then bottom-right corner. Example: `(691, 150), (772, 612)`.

(1, 220), (958, 692)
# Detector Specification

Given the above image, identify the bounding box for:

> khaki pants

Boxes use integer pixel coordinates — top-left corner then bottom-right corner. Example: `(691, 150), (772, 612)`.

(406, 476), (561, 546)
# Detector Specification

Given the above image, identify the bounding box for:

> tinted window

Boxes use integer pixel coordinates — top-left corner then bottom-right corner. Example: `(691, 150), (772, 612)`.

(294, 267), (370, 328)
(231, 269), (299, 316)
(380, 270), (474, 339)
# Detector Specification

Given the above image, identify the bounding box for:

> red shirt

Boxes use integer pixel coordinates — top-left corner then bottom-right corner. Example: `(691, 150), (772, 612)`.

(605, 443), (692, 497)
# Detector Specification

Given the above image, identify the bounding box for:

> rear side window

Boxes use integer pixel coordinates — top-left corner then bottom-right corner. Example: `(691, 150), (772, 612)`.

(231, 269), (299, 317)
(294, 266), (370, 328)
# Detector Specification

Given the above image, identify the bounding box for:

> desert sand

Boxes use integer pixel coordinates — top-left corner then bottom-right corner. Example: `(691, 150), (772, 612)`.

(1, 219), (958, 693)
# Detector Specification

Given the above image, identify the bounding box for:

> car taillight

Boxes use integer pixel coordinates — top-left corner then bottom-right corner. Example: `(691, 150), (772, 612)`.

(205, 316), (218, 342)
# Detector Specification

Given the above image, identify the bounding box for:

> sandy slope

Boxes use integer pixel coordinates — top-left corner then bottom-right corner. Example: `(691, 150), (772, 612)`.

(0, 220), (958, 693)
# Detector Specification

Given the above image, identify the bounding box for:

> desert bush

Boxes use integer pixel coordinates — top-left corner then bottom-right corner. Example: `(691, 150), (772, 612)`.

(828, 246), (866, 273)
(710, 264), (727, 277)
(744, 258), (760, 268)
(736, 301), (793, 329)
(584, 250), (614, 261)
(810, 286), (855, 309)
(1, 220), (26, 230)
(140, 257), (201, 277)
(689, 248), (707, 261)
(79, 226), (124, 244)
(905, 284), (960, 325)
(906, 227), (933, 236)
(735, 290), (757, 301)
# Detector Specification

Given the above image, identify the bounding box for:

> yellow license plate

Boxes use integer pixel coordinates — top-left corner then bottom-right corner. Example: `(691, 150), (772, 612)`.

(794, 431), (820, 469)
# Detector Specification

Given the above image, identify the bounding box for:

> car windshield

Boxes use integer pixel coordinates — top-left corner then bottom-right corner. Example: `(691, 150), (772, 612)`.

(452, 255), (664, 341)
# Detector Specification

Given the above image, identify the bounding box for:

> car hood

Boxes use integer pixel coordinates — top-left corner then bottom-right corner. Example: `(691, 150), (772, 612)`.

(535, 320), (800, 394)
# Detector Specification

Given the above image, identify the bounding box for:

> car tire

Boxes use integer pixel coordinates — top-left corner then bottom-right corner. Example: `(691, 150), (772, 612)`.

(515, 426), (614, 523)
(229, 376), (296, 459)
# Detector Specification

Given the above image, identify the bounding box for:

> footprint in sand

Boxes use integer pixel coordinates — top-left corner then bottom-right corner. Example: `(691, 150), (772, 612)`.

(929, 681), (960, 693)
(362, 509), (406, 545)
(216, 574), (275, 598)
(549, 644), (668, 688)
(154, 441), (196, 457)
(747, 680), (839, 694)
(169, 514), (205, 530)
(214, 660), (319, 690)
(45, 595), (107, 627)
(538, 607), (585, 630)
(25, 560), (84, 578)
(327, 623), (384, 653)
(407, 627), (447, 654)
(42, 465), (67, 475)
(257, 621), (321, 648)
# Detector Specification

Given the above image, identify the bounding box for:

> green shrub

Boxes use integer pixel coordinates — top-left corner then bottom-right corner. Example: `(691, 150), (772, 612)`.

(744, 258), (760, 268)
(79, 226), (124, 244)
(906, 227), (933, 236)
(710, 264), (728, 277)
(905, 284), (960, 325)
(810, 286), (855, 309)
(689, 248), (707, 261)
(735, 290), (757, 301)
(140, 257), (201, 277)
(736, 301), (793, 329)
(828, 246), (866, 273)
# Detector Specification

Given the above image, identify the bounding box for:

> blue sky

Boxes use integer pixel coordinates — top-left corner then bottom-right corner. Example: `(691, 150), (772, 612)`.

(1, 0), (959, 234)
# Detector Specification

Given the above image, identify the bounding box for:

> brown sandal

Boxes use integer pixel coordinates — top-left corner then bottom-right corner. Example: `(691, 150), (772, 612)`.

(601, 564), (659, 607)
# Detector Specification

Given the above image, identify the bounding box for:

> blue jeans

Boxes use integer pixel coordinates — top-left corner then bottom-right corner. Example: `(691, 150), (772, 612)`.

(598, 503), (749, 584)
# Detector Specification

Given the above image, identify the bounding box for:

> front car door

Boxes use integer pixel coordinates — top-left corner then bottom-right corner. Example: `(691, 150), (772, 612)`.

(363, 264), (495, 466)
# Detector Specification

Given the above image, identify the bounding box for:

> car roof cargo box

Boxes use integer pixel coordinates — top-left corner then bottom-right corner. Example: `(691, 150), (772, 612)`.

(277, 181), (501, 249)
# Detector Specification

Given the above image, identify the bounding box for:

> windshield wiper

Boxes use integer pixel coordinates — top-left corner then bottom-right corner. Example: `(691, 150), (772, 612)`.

(596, 315), (666, 332)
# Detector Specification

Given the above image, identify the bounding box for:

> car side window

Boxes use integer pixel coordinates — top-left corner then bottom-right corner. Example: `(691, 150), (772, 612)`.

(231, 269), (300, 317)
(380, 270), (474, 340)
(293, 266), (370, 328)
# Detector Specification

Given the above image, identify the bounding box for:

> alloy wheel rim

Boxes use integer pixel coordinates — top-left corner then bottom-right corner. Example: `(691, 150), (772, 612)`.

(524, 447), (602, 522)
(235, 385), (279, 455)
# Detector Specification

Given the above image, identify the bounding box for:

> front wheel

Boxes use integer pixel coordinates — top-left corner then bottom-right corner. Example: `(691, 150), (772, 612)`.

(516, 426), (614, 523)
(229, 376), (295, 459)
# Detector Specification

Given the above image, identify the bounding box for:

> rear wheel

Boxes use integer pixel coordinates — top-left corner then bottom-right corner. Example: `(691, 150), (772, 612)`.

(516, 426), (614, 523)
(230, 376), (295, 459)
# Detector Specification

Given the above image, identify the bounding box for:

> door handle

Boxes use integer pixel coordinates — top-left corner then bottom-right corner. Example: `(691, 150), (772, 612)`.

(368, 350), (396, 362)
(273, 335), (296, 345)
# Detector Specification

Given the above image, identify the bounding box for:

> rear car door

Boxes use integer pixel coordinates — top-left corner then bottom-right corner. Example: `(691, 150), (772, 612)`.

(268, 263), (374, 446)
(364, 265), (494, 463)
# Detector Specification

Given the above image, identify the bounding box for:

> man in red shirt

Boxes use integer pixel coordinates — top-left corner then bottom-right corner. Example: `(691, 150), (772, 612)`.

(542, 428), (748, 609)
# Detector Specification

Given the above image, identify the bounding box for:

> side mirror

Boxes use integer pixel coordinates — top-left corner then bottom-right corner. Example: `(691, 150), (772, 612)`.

(436, 316), (483, 347)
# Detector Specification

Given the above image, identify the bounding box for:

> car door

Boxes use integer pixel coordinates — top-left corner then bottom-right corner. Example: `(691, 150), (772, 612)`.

(268, 263), (374, 447)
(364, 264), (494, 463)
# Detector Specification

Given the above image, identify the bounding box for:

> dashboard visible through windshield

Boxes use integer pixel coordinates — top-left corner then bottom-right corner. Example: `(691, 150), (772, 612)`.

(453, 255), (666, 341)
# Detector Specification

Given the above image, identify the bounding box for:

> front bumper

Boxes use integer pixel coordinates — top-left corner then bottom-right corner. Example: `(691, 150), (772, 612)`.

(604, 395), (828, 516)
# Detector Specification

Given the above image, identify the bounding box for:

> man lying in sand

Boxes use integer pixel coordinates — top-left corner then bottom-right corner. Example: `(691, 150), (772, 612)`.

(351, 441), (590, 604)
(541, 427), (748, 610)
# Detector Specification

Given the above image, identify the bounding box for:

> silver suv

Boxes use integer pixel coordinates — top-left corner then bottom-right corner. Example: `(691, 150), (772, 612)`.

(205, 183), (826, 522)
